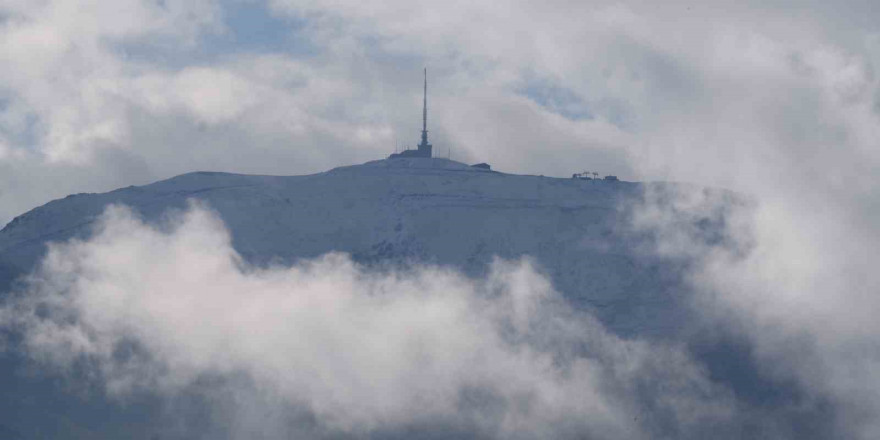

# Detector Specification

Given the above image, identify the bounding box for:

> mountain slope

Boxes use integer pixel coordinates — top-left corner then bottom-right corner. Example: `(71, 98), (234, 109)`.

(0, 158), (692, 335)
(0, 158), (794, 440)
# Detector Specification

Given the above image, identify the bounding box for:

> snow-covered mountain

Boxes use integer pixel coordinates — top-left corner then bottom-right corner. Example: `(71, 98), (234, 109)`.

(0, 158), (696, 336)
(0, 157), (739, 439)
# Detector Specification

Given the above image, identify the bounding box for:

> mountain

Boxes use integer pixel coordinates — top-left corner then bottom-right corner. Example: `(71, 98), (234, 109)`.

(0, 157), (725, 439)
(0, 158), (696, 335)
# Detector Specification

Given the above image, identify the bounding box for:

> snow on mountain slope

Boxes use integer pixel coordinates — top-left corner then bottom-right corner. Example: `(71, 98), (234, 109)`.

(0, 157), (769, 440)
(0, 158), (699, 335)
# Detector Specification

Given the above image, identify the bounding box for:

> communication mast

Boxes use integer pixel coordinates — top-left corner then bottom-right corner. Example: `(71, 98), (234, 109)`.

(389, 68), (433, 159)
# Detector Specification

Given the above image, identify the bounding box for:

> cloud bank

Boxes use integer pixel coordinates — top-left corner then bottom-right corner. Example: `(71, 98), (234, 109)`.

(2, 203), (734, 439)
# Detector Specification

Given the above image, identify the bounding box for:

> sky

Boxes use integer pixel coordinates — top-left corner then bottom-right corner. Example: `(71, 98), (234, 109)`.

(1, 0), (880, 438)
(0, 0), (870, 227)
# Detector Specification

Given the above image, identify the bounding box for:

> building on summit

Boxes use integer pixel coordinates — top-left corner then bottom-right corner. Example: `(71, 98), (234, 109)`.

(390, 68), (433, 159)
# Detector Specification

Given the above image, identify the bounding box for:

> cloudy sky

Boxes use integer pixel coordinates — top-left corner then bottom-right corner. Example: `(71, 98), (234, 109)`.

(1, 0), (874, 226)
(2, 0), (880, 438)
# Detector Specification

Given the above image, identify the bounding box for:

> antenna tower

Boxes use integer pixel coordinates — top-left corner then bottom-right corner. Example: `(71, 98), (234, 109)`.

(417, 68), (432, 157)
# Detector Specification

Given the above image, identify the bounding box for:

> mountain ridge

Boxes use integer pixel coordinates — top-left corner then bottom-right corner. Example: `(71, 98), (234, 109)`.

(1, 158), (680, 335)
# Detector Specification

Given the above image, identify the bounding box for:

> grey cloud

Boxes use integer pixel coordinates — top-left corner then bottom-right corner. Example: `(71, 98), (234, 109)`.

(630, 177), (880, 438)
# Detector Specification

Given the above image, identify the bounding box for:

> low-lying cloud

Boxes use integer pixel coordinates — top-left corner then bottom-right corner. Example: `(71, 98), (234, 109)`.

(632, 181), (880, 439)
(1, 203), (734, 439)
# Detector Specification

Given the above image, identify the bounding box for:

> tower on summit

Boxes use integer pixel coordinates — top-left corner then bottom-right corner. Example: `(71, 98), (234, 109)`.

(417, 68), (432, 157)
(390, 68), (433, 159)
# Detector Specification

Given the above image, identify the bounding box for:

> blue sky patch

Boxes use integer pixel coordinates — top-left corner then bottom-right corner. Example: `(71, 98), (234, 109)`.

(112, 1), (316, 68)
(517, 76), (594, 121)
(516, 75), (636, 131)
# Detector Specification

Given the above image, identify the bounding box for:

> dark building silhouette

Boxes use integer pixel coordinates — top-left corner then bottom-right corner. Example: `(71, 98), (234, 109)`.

(390, 68), (433, 159)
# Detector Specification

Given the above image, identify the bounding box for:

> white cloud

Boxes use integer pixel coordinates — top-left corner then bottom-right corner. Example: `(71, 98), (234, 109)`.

(0, 0), (224, 160)
(1, 203), (735, 438)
